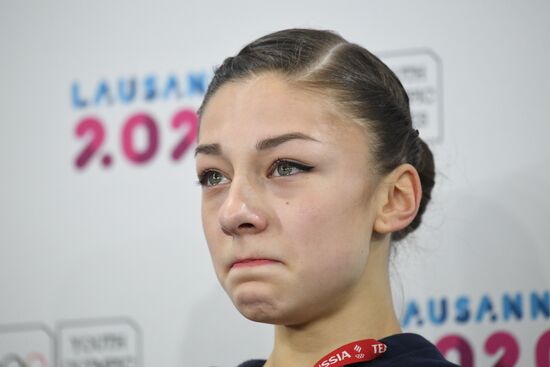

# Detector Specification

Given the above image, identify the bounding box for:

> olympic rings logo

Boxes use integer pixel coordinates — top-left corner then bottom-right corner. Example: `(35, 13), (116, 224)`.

(0, 353), (48, 367)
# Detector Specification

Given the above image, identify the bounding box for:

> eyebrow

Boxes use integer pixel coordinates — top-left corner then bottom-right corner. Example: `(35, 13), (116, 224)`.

(194, 132), (319, 157)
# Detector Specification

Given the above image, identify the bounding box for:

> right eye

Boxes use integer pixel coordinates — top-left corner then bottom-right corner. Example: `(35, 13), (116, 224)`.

(198, 170), (229, 187)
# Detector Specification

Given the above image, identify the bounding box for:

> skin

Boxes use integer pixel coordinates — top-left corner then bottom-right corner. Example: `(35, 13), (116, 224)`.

(195, 72), (422, 367)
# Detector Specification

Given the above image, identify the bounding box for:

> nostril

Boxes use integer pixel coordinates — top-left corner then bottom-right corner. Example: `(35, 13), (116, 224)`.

(220, 222), (257, 236)
(238, 223), (255, 229)
(221, 226), (233, 236)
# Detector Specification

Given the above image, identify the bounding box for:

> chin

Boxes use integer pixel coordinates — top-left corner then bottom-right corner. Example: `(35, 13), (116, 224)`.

(233, 296), (282, 323)
(230, 286), (285, 324)
(232, 294), (314, 326)
(238, 303), (281, 324)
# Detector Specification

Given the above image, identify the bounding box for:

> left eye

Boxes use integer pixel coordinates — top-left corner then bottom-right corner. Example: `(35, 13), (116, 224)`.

(270, 160), (314, 177)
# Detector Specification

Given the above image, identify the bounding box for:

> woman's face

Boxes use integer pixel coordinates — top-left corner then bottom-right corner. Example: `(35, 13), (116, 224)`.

(196, 73), (382, 326)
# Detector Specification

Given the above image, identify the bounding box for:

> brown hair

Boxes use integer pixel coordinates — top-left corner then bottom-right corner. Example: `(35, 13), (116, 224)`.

(198, 28), (435, 241)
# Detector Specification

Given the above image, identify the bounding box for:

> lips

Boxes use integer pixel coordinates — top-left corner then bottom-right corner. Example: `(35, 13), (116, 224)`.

(231, 258), (280, 269)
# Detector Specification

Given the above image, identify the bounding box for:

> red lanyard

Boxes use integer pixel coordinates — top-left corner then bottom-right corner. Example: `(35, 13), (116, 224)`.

(313, 339), (387, 367)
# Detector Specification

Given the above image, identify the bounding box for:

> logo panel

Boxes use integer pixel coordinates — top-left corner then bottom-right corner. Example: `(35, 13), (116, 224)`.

(381, 49), (444, 142)
(57, 318), (141, 367)
(0, 324), (53, 367)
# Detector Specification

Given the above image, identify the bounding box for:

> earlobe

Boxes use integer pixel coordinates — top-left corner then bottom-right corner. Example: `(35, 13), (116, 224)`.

(373, 164), (422, 235)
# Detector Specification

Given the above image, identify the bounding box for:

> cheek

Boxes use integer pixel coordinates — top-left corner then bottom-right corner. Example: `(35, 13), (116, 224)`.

(201, 202), (225, 271)
(280, 185), (372, 274)
(279, 196), (370, 314)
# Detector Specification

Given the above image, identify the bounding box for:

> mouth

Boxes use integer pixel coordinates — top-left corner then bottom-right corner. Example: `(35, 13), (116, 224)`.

(230, 258), (280, 269)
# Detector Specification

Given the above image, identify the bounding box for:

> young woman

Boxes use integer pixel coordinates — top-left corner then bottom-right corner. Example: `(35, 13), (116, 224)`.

(194, 28), (457, 367)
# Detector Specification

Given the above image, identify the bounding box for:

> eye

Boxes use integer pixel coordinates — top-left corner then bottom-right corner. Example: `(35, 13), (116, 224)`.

(197, 170), (229, 187)
(269, 159), (314, 177)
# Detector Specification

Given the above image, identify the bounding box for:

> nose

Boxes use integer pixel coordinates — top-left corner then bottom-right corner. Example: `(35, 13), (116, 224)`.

(218, 177), (268, 236)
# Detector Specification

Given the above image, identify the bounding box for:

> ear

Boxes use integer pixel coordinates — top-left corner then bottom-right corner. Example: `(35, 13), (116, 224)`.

(373, 164), (422, 235)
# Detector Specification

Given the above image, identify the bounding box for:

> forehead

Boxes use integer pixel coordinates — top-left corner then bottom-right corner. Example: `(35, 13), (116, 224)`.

(198, 73), (367, 149)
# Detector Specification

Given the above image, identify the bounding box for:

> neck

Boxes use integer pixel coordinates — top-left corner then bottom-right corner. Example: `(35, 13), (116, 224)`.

(264, 239), (401, 367)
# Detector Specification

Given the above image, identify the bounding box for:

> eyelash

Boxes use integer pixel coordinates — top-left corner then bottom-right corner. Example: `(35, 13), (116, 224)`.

(196, 159), (314, 187)
(269, 158), (314, 177)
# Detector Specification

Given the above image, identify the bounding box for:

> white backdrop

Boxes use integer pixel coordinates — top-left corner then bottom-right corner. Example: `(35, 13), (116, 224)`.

(0, 1), (549, 366)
